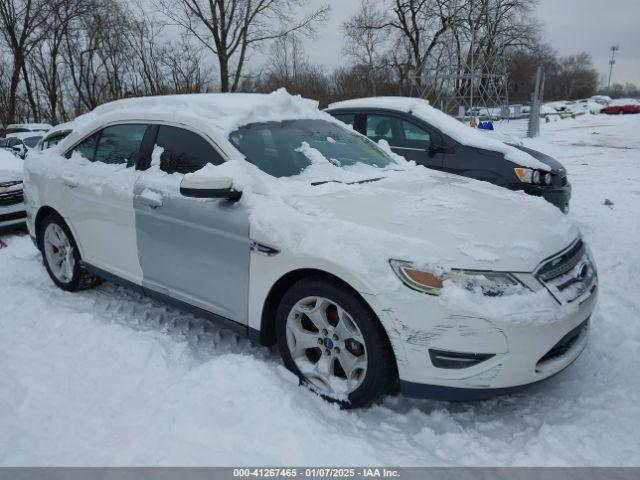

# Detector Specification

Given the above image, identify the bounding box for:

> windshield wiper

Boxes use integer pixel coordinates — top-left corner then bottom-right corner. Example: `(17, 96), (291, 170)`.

(311, 177), (384, 186)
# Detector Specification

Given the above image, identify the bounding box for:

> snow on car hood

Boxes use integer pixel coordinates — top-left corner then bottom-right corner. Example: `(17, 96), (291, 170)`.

(0, 149), (23, 181)
(286, 171), (577, 273)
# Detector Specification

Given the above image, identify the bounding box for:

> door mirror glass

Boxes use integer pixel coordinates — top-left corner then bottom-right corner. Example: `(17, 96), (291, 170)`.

(180, 175), (241, 200)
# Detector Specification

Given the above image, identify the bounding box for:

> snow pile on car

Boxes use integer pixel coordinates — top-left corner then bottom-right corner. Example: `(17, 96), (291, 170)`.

(0, 148), (23, 180)
(329, 97), (551, 170)
(69, 88), (337, 137)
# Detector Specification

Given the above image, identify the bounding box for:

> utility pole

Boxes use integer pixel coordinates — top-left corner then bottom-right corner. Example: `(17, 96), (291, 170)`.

(608, 45), (620, 90)
(528, 66), (542, 138)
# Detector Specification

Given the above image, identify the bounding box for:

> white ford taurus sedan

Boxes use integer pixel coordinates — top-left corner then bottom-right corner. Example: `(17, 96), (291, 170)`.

(23, 90), (597, 407)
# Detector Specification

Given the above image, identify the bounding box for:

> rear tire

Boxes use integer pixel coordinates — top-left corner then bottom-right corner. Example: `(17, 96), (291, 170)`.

(39, 213), (101, 291)
(275, 276), (397, 408)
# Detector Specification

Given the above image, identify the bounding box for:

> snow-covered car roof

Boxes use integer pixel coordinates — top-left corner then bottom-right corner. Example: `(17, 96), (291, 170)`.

(75, 90), (329, 135)
(328, 96), (549, 170)
(7, 123), (52, 131)
(609, 98), (640, 107)
(56, 89), (340, 158)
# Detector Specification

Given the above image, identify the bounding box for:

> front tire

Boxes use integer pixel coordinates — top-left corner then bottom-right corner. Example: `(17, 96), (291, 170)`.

(39, 213), (101, 291)
(276, 277), (397, 408)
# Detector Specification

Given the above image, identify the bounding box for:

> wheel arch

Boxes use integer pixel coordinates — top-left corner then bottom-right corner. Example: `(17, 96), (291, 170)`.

(34, 206), (62, 250)
(258, 269), (398, 377)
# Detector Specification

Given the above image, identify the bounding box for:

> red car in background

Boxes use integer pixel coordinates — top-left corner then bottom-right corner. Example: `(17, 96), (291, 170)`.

(601, 98), (640, 115)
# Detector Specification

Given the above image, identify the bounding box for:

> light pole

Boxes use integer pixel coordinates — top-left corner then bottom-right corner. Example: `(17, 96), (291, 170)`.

(607, 45), (619, 91)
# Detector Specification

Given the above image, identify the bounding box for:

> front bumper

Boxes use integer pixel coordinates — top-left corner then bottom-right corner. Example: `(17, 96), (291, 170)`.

(0, 202), (26, 229)
(522, 182), (572, 212)
(363, 269), (597, 400)
(0, 181), (25, 229)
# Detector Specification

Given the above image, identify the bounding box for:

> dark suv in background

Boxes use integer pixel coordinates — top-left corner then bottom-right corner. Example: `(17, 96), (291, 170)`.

(326, 97), (571, 212)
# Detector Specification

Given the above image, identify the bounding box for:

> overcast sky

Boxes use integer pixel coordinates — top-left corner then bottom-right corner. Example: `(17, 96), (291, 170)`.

(299, 0), (640, 86)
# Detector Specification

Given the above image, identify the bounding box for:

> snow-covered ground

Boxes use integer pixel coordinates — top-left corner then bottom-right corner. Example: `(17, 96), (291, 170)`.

(1, 113), (639, 466)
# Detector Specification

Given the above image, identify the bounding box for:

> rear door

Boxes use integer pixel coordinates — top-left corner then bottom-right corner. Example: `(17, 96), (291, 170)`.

(362, 113), (444, 168)
(134, 125), (250, 324)
(63, 123), (149, 284)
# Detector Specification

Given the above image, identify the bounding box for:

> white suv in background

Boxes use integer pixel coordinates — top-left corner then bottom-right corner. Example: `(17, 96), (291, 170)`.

(23, 91), (597, 407)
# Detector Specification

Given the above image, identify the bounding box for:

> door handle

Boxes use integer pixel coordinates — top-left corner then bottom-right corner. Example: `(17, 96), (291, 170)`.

(137, 190), (163, 209)
(62, 175), (79, 188)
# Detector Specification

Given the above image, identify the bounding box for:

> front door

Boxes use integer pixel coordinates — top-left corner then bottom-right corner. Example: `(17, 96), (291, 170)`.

(133, 124), (250, 324)
(363, 113), (444, 168)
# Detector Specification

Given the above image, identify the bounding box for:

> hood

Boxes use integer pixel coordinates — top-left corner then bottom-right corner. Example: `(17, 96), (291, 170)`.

(508, 144), (566, 173)
(0, 150), (24, 182)
(287, 170), (578, 273)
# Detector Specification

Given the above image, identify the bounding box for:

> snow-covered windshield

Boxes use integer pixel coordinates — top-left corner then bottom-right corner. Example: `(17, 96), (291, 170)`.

(229, 119), (392, 178)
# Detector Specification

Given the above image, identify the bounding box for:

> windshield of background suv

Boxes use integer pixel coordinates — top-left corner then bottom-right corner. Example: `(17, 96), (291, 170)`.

(229, 119), (392, 178)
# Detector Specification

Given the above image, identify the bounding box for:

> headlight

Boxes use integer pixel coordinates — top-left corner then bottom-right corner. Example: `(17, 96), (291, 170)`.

(390, 260), (525, 296)
(514, 167), (552, 185)
(389, 260), (444, 295)
(532, 170), (540, 183)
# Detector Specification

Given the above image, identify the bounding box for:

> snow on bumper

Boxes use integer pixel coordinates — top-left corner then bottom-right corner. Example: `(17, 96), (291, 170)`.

(363, 278), (597, 399)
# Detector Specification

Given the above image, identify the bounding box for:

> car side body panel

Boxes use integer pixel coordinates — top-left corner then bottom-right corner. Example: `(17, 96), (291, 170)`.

(134, 179), (251, 324)
(63, 165), (142, 284)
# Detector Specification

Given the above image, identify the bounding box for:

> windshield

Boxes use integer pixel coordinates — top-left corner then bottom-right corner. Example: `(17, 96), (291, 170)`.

(229, 119), (392, 178)
(23, 136), (42, 148)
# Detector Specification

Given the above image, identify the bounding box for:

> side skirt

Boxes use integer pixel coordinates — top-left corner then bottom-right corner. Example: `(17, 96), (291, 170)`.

(85, 263), (263, 345)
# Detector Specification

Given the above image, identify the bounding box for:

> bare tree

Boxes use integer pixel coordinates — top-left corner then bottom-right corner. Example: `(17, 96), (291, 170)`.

(29, 0), (95, 123)
(161, 39), (210, 94)
(153, 0), (329, 92)
(342, 0), (387, 94)
(0, 0), (51, 123)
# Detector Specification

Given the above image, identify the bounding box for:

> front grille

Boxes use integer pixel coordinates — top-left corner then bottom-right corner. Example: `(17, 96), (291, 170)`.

(536, 239), (597, 303)
(0, 181), (24, 206)
(0, 210), (26, 222)
(538, 240), (584, 281)
(537, 318), (589, 367)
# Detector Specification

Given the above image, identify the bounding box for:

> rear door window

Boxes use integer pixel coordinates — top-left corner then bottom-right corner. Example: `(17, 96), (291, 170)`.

(365, 114), (430, 150)
(154, 125), (224, 174)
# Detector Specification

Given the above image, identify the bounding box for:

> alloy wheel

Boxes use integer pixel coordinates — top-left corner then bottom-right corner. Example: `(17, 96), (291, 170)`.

(286, 296), (368, 396)
(43, 223), (75, 284)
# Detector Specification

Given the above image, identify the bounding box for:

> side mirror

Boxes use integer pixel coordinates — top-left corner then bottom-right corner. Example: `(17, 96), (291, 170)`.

(180, 175), (242, 200)
(428, 144), (443, 155)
